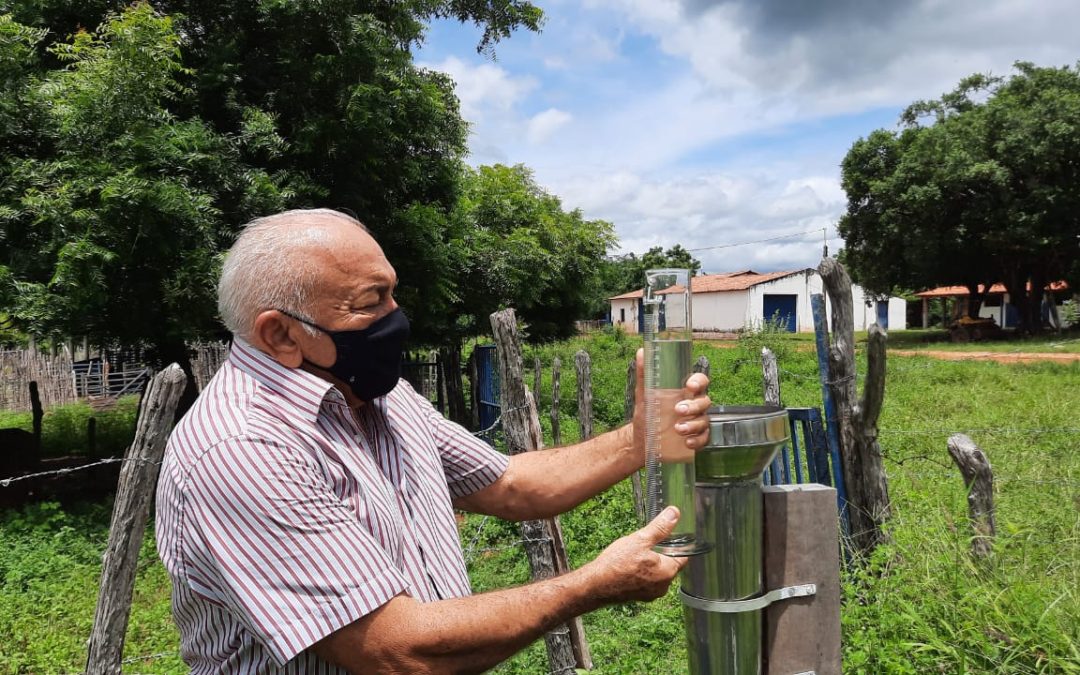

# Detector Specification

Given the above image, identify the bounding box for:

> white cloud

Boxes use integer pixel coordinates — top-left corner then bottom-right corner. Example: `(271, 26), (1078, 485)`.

(526, 108), (573, 144)
(421, 0), (1080, 273)
(590, 0), (1080, 118)
(420, 56), (537, 121)
(546, 164), (845, 273)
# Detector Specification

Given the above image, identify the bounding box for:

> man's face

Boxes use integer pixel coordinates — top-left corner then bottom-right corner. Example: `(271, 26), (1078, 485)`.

(297, 222), (400, 372)
(250, 215), (400, 406)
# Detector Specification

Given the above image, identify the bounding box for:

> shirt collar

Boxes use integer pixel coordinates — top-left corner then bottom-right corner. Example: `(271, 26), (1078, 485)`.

(228, 337), (345, 424)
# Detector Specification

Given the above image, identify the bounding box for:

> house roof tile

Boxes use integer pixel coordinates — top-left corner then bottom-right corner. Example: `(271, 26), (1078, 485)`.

(914, 280), (1069, 298)
(608, 269), (807, 300)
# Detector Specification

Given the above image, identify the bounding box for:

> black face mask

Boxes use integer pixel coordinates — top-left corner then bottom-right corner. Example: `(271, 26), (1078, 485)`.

(278, 308), (411, 401)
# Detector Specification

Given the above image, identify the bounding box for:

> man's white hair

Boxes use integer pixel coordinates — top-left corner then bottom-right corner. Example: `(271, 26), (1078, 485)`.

(217, 208), (366, 339)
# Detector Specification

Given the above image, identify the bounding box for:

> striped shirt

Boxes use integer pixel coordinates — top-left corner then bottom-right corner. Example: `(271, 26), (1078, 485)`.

(155, 338), (509, 673)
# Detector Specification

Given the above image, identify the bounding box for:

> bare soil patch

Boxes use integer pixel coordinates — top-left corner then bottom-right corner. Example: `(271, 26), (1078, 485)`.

(889, 349), (1080, 364)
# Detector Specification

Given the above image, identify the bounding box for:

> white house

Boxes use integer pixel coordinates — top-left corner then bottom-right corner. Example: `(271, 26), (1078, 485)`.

(609, 269), (907, 334)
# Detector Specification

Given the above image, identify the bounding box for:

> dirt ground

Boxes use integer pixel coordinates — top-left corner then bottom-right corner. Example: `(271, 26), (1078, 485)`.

(888, 349), (1080, 364)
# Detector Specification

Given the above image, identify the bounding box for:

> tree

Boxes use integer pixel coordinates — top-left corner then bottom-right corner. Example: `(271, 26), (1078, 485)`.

(591, 245), (703, 318)
(416, 163), (613, 423)
(0, 1), (542, 368)
(838, 63), (1080, 332)
(0, 4), (289, 386)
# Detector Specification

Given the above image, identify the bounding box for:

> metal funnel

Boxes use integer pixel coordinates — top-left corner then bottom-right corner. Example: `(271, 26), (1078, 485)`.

(681, 405), (790, 675)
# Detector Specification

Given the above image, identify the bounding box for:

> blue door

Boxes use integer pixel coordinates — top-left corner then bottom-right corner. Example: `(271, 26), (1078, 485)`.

(473, 345), (500, 439)
(876, 301), (889, 329)
(762, 294), (797, 332)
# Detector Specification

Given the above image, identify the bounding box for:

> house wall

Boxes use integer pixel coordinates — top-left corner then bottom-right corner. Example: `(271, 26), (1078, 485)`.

(887, 297), (908, 330)
(665, 292), (691, 330)
(839, 285), (908, 331)
(611, 298), (639, 334)
(609, 270), (909, 335)
(746, 271), (819, 332)
(692, 291), (749, 331)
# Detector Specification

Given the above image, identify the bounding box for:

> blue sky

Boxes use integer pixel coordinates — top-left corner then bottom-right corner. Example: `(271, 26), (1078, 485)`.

(416, 0), (1080, 274)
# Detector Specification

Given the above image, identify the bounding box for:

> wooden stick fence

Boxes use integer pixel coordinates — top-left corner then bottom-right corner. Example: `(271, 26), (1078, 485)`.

(0, 349), (79, 411)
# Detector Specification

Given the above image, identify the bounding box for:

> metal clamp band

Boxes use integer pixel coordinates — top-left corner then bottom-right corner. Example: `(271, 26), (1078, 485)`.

(678, 583), (817, 614)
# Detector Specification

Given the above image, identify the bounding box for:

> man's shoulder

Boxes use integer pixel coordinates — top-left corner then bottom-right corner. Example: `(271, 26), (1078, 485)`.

(169, 363), (253, 457)
(167, 363), (313, 473)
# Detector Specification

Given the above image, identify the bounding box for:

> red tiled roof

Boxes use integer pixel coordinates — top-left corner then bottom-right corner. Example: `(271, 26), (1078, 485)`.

(609, 269), (805, 300)
(914, 280), (1069, 298)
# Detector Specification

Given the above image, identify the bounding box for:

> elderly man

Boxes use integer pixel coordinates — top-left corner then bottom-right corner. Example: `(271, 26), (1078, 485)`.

(156, 208), (712, 673)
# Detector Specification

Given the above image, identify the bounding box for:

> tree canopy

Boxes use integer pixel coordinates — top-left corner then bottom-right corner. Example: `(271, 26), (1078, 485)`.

(838, 62), (1080, 331)
(0, 0), (544, 364)
(442, 163), (615, 342)
(590, 245), (703, 318)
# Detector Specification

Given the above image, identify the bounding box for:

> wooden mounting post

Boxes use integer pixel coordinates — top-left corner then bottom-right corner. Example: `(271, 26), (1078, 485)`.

(490, 310), (591, 671)
(86, 364), (187, 675)
(575, 350), (593, 441)
(817, 258), (891, 556)
(947, 434), (996, 559)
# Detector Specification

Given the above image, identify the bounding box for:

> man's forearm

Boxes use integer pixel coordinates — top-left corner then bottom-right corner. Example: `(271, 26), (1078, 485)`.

(463, 424), (640, 521)
(315, 563), (604, 673)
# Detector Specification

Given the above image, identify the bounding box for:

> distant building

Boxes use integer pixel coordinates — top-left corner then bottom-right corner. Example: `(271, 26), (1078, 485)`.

(609, 269), (907, 334)
(913, 281), (1071, 328)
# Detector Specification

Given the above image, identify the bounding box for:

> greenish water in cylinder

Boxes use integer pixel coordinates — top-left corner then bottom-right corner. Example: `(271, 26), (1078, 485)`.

(662, 460), (696, 542)
(649, 339), (691, 389)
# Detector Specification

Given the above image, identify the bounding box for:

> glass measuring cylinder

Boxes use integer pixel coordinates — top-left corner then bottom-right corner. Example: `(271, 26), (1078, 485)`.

(643, 268), (708, 556)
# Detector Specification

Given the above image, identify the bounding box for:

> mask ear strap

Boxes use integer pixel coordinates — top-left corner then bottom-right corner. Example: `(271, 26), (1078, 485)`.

(275, 308), (329, 334)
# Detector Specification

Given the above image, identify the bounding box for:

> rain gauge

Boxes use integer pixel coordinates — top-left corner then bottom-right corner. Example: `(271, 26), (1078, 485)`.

(643, 268), (708, 556)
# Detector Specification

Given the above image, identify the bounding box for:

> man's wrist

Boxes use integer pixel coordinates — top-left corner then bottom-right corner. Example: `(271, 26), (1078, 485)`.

(618, 423), (642, 471)
(564, 561), (612, 614)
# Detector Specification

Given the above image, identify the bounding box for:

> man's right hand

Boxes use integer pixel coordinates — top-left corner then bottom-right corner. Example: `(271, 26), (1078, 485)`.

(585, 506), (689, 604)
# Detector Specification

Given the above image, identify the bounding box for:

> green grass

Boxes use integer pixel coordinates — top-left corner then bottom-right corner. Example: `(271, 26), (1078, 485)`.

(732, 327), (1080, 353)
(0, 395), (139, 458)
(1, 329), (1077, 673)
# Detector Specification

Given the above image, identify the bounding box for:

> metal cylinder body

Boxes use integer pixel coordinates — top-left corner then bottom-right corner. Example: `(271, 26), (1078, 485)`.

(680, 406), (790, 675)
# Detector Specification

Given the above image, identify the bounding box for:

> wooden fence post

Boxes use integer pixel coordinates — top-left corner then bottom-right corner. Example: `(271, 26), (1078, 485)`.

(534, 356), (543, 409)
(693, 355), (710, 379)
(490, 310), (590, 672)
(575, 350), (593, 442)
(87, 418), (97, 459)
(624, 357), (645, 522)
(429, 350), (445, 415)
(817, 257), (891, 556)
(761, 348), (780, 406)
(85, 364), (187, 675)
(947, 434), (996, 559)
(467, 351), (480, 430)
(440, 345), (468, 426)
(28, 381), (43, 469)
(551, 357), (562, 447)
